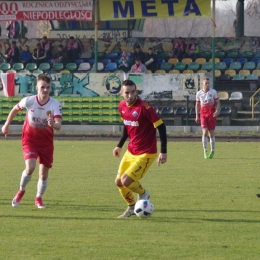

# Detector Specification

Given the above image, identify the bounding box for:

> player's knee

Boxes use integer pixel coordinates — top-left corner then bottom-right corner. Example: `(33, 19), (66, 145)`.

(115, 178), (123, 187)
(25, 167), (34, 175)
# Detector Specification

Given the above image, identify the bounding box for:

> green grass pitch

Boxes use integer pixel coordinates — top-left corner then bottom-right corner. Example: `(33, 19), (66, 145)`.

(1, 140), (260, 260)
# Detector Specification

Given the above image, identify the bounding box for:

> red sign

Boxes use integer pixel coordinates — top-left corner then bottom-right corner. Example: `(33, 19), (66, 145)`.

(0, 1), (93, 21)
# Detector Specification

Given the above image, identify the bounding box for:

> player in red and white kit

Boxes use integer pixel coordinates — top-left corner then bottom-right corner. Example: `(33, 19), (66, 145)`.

(195, 77), (220, 159)
(2, 75), (62, 208)
(113, 79), (167, 218)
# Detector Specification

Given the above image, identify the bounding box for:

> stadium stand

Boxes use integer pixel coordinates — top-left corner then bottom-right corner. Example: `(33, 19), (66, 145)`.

(232, 74), (245, 80)
(78, 62), (91, 71)
(104, 62), (117, 72)
(173, 62), (186, 71)
(182, 58), (192, 65)
(183, 69), (194, 74)
(169, 69), (180, 74)
(227, 51), (239, 59)
(224, 69), (236, 78)
(160, 62), (172, 71)
(239, 69), (250, 77)
(168, 58), (179, 65)
(0, 63), (11, 71)
(25, 63), (37, 71)
(187, 62), (200, 71)
(12, 63), (24, 71)
(218, 91), (229, 100)
(229, 62), (242, 71)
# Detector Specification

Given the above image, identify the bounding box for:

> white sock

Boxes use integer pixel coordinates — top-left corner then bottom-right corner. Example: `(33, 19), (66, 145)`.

(20, 170), (32, 191)
(202, 136), (208, 151)
(36, 179), (48, 198)
(210, 137), (215, 151)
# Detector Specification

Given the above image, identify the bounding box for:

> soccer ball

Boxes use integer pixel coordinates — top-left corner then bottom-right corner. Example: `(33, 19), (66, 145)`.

(134, 199), (154, 218)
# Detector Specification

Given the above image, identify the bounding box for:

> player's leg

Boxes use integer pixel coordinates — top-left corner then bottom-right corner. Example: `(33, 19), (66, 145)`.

(115, 152), (136, 218)
(12, 149), (37, 208)
(35, 147), (53, 208)
(200, 116), (209, 159)
(35, 164), (49, 208)
(208, 117), (217, 159)
(121, 155), (155, 199)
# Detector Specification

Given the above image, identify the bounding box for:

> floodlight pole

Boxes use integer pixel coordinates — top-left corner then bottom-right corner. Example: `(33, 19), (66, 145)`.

(94, 0), (99, 72)
(212, 0), (216, 89)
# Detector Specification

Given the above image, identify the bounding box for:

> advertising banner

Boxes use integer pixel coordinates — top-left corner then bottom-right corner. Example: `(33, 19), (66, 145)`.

(99, 0), (210, 21)
(0, 1), (93, 21)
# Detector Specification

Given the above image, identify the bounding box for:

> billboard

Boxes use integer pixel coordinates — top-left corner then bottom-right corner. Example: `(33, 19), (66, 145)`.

(99, 0), (210, 21)
(0, 1), (93, 21)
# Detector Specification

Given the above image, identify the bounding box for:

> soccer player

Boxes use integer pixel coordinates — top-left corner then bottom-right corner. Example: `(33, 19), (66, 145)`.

(113, 79), (167, 218)
(195, 77), (220, 159)
(1, 75), (62, 208)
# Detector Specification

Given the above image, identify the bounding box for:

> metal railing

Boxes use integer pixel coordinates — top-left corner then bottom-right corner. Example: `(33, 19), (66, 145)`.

(249, 88), (260, 119)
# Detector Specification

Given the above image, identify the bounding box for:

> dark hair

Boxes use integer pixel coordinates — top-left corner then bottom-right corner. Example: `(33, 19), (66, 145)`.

(69, 36), (75, 40)
(148, 47), (153, 51)
(43, 36), (47, 39)
(122, 79), (136, 89)
(11, 41), (16, 44)
(25, 45), (29, 48)
(58, 44), (63, 48)
(38, 75), (51, 83)
(36, 43), (41, 46)
(135, 45), (141, 48)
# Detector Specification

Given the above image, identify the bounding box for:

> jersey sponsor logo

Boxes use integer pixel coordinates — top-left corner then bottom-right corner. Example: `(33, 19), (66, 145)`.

(38, 107), (45, 110)
(132, 111), (138, 117)
(124, 119), (139, 127)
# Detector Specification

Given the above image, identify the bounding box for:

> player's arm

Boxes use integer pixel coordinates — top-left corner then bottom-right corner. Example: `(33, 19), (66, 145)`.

(2, 104), (20, 137)
(113, 125), (128, 157)
(48, 115), (62, 130)
(213, 99), (220, 117)
(156, 123), (167, 166)
(195, 101), (200, 123)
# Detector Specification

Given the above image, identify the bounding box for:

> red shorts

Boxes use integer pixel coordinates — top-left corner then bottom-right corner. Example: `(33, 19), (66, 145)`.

(200, 115), (216, 130)
(23, 144), (54, 168)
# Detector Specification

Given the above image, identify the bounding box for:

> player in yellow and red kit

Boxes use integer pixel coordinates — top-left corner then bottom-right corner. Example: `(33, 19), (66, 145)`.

(195, 77), (220, 159)
(113, 79), (167, 218)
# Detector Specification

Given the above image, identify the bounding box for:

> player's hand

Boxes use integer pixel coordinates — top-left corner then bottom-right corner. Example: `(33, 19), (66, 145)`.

(47, 113), (54, 127)
(2, 124), (9, 137)
(113, 147), (122, 157)
(213, 111), (218, 117)
(195, 117), (200, 123)
(157, 153), (167, 166)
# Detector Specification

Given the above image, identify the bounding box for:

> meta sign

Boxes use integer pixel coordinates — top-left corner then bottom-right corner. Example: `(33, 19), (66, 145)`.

(0, 1), (93, 21)
(100, 0), (210, 20)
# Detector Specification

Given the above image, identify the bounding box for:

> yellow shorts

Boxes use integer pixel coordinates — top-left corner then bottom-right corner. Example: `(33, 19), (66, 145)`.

(117, 150), (156, 182)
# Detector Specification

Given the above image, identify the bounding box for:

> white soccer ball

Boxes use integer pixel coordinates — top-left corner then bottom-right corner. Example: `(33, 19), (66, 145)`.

(134, 199), (154, 218)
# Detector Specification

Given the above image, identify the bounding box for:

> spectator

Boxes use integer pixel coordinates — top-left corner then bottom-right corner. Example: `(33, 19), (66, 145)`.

(20, 45), (32, 67)
(184, 38), (199, 61)
(6, 21), (20, 39)
(49, 44), (66, 65)
(4, 41), (20, 64)
(132, 44), (146, 64)
(32, 43), (46, 67)
(145, 47), (158, 73)
(171, 37), (186, 60)
(130, 57), (147, 73)
(66, 36), (81, 62)
(40, 36), (52, 61)
(118, 50), (130, 72)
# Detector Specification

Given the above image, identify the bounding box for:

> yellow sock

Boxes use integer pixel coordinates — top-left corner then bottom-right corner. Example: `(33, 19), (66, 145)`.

(127, 181), (144, 195)
(118, 186), (135, 206)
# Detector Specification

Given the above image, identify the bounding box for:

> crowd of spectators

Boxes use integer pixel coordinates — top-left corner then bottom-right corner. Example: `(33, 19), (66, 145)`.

(0, 37), (201, 73)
